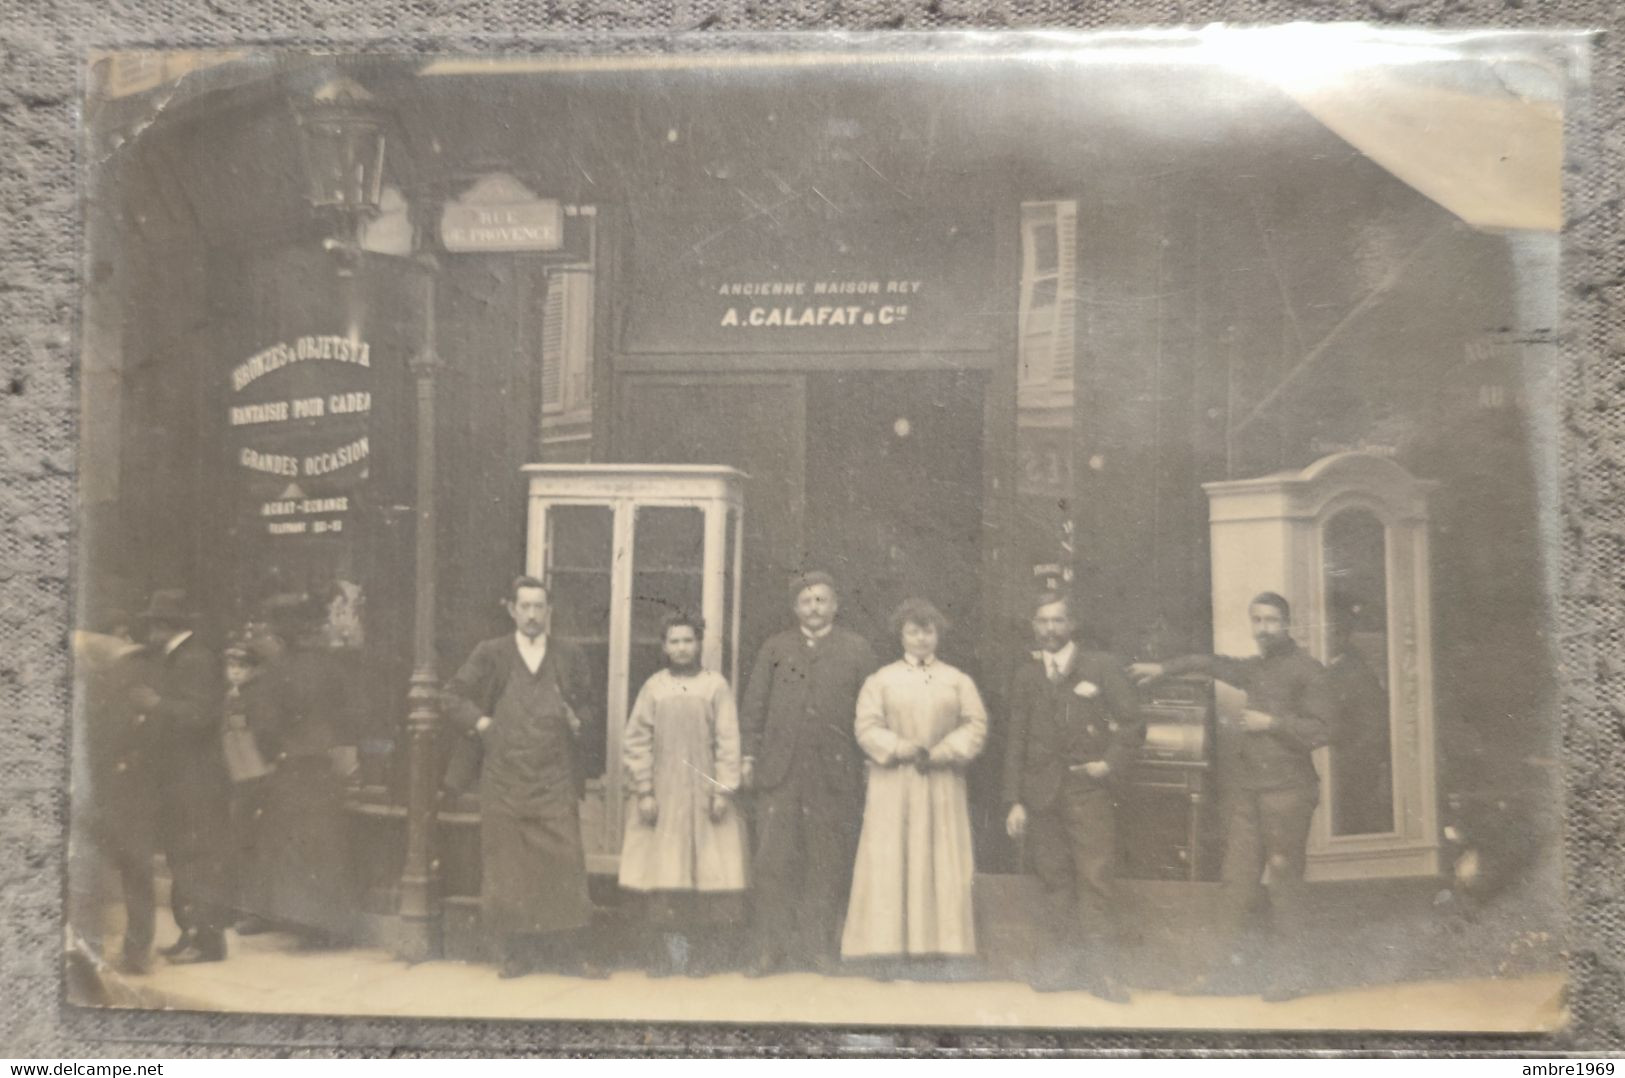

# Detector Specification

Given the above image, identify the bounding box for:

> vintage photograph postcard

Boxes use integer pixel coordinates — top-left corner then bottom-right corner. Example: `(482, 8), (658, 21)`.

(70, 28), (1577, 1033)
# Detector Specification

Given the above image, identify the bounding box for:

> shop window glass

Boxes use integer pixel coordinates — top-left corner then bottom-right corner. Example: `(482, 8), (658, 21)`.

(630, 505), (706, 697)
(1324, 507), (1396, 836)
(545, 504), (612, 777)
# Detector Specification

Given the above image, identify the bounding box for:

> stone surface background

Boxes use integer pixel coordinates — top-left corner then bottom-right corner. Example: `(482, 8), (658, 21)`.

(1, 1), (1620, 1056)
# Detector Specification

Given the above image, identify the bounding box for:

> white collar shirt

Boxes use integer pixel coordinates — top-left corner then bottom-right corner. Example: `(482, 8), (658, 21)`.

(1043, 641), (1076, 682)
(515, 632), (548, 674)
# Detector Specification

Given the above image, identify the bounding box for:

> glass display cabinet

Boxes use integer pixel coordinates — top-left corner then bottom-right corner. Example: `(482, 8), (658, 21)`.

(523, 463), (746, 873)
(1204, 452), (1439, 881)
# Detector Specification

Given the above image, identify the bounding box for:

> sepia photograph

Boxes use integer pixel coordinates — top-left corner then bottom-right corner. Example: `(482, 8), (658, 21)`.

(68, 28), (1576, 1033)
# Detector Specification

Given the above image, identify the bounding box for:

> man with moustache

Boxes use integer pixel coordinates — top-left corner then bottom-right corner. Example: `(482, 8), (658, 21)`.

(1129, 591), (1336, 1000)
(739, 571), (877, 976)
(443, 576), (604, 979)
(1003, 591), (1143, 1000)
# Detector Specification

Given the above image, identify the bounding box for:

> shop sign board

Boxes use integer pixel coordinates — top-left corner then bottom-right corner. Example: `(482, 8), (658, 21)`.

(226, 333), (375, 537)
(622, 206), (999, 356)
(439, 171), (563, 252)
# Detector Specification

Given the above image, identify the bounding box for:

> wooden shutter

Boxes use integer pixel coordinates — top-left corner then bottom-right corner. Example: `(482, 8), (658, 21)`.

(540, 274), (567, 415)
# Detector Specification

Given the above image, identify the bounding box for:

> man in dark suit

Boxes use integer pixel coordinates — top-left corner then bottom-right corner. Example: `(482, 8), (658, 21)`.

(129, 590), (232, 963)
(1129, 591), (1336, 1000)
(739, 571), (877, 976)
(1003, 591), (1144, 999)
(74, 614), (161, 974)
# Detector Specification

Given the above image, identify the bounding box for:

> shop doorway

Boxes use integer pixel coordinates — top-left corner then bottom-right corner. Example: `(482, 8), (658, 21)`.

(615, 366), (998, 861)
(614, 374), (806, 673)
(805, 371), (986, 671)
(615, 369), (987, 673)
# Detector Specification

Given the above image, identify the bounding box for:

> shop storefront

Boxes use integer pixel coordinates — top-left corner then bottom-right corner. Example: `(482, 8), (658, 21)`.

(82, 49), (1560, 958)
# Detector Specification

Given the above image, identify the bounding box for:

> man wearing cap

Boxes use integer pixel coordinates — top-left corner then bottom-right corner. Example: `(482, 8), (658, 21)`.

(1128, 591), (1336, 999)
(128, 590), (232, 963)
(739, 571), (877, 976)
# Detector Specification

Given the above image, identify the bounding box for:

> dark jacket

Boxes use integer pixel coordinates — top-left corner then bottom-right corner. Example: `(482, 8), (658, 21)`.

(1165, 639), (1335, 791)
(441, 635), (594, 800)
(740, 626), (877, 793)
(81, 641), (163, 857)
(1002, 647), (1145, 811)
(148, 633), (231, 902)
(253, 647), (348, 764)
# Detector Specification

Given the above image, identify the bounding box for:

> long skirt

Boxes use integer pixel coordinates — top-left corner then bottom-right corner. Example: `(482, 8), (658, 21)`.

(250, 757), (356, 939)
(841, 766), (977, 959)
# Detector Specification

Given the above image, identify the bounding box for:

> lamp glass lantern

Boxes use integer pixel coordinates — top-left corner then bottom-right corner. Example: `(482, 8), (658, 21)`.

(293, 77), (389, 228)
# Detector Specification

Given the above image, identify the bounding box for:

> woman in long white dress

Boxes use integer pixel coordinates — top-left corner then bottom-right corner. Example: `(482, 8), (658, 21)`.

(841, 598), (988, 973)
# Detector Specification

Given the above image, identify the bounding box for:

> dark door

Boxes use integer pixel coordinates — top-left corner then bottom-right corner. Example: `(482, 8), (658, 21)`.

(805, 371), (986, 672)
(614, 373), (807, 673)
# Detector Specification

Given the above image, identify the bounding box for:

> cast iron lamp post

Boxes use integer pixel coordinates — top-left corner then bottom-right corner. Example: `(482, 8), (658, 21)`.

(292, 74), (443, 961)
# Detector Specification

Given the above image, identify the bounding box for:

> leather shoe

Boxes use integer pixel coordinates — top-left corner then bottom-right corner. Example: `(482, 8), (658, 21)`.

(115, 951), (153, 976)
(1261, 982), (1310, 1003)
(158, 930), (195, 958)
(498, 956), (532, 979)
(171, 930), (226, 964)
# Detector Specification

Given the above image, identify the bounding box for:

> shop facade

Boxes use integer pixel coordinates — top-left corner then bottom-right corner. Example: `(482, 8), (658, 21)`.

(81, 49), (1560, 955)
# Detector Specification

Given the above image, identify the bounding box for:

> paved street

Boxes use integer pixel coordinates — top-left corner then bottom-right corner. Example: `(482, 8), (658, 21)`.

(76, 914), (1566, 1033)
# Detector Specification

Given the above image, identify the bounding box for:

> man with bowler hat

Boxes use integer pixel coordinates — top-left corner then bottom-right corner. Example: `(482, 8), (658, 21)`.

(129, 589), (232, 963)
(739, 571), (877, 976)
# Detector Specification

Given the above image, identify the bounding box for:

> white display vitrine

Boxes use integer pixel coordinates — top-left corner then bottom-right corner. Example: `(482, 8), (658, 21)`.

(523, 464), (746, 874)
(1204, 452), (1439, 881)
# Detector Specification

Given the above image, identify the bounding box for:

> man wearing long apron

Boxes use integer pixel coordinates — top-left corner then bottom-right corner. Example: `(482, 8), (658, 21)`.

(444, 576), (605, 979)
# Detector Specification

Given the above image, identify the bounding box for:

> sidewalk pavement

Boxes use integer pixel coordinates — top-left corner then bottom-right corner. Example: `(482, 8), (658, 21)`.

(78, 913), (1567, 1033)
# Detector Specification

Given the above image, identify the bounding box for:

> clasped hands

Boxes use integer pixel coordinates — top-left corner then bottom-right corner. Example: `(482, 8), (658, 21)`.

(637, 792), (730, 825)
(891, 738), (951, 772)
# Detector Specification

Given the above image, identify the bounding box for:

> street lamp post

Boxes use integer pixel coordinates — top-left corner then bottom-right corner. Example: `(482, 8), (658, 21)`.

(397, 255), (443, 962)
(292, 74), (443, 961)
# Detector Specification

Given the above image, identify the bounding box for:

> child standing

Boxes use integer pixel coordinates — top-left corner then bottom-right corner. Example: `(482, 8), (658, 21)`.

(618, 613), (747, 976)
